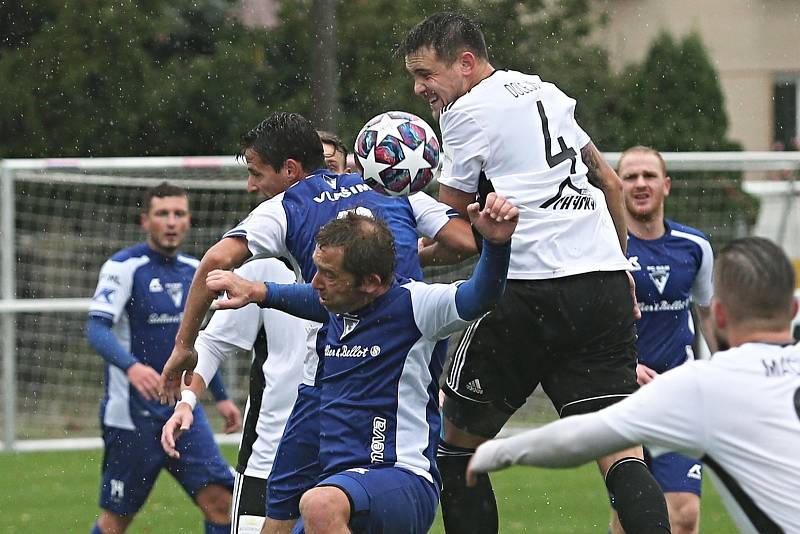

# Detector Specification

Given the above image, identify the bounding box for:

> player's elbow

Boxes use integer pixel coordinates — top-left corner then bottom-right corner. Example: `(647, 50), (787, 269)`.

(202, 238), (249, 272)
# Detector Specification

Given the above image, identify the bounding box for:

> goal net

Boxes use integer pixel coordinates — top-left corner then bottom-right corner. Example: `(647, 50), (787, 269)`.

(1, 152), (799, 450)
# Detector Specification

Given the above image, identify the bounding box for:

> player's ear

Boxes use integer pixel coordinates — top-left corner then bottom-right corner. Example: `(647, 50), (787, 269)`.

(712, 297), (726, 331)
(459, 50), (477, 75)
(664, 175), (672, 197)
(140, 212), (149, 231)
(284, 158), (303, 180)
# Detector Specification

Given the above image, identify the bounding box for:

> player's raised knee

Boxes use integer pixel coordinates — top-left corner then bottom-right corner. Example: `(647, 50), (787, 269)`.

(299, 486), (351, 531)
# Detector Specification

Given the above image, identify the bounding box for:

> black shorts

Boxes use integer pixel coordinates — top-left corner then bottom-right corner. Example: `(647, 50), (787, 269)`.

(231, 472), (267, 532)
(443, 270), (638, 438)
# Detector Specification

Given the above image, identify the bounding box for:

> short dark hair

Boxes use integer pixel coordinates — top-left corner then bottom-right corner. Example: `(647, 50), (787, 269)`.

(619, 146), (667, 176)
(715, 237), (796, 327)
(142, 182), (188, 213)
(239, 112), (325, 172)
(397, 12), (489, 64)
(315, 212), (396, 286)
(318, 130), (348, 158)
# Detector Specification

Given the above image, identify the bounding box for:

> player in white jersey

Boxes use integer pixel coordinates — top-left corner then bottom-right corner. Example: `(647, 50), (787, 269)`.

(620, 146), (718, 534)
(202, 195), (519, 534)
(469, 236), (800, 534)
(400, 12), (668, 534)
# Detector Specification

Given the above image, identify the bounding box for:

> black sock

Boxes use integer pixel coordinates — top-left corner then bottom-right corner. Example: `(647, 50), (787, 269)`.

(605, 457), (671, 534)
(438, 441), (499, 534)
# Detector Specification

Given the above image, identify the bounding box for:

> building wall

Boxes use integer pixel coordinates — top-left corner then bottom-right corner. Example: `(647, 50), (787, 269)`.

(594, 0), (800, 150)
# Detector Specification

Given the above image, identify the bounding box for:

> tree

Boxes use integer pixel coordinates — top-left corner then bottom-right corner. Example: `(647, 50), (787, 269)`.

(0, 0), (271, 157)
(618, 31), (738, 152)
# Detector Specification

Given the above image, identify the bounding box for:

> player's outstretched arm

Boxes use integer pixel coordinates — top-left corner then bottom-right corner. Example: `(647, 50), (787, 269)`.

(466, 413), (633, 485)
(581, 142), (627, 254)
(206, 269), (266, 310)
(160, 237), (251, 405)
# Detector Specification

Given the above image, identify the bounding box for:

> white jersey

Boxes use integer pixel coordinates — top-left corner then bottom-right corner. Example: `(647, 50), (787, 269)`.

(599, 342), (800, 533)
(438, 69), (630, 279)
(195, 258), (309, 479)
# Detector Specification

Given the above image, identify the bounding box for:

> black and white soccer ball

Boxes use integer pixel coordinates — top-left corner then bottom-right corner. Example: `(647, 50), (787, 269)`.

(353, 111), (440, 197)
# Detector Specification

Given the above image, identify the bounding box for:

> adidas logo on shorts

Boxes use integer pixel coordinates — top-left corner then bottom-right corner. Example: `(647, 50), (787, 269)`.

(466, 379), (484, 395)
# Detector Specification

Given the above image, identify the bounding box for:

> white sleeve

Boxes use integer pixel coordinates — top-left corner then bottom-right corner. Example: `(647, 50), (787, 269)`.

(406, 281), (471, 339)
(470, 413), (632, 473)
(408, 191), (455, 239)
(598, 363), (706, 457)
(222, 195), (290, 259)
(691, 238), (714, 307)
(194, 333), (249, 388)
(438, 109), (491, 193)
(88, 258), (140, 322)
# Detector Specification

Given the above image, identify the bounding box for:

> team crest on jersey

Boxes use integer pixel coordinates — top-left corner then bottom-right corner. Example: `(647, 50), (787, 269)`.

(647, 265), (671, 294)
(341, 315), (360, 339)
(149, 278), (163, 292)
(165, 282), (184, 307)
(323, 174), (338, 188)
(540, 177), (596, 211)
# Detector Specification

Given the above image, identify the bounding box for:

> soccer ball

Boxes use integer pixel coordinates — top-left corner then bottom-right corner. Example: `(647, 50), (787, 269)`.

(354, 111), (440, 197)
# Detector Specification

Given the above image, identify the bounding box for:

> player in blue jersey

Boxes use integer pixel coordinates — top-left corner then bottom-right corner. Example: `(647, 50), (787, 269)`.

(619, 146), (717, 534)
(158, 112), (476, 534)
(202, 194), (518, 534)
(86, 183), (239, 534)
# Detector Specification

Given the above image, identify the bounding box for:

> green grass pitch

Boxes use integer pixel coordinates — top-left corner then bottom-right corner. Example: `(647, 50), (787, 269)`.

(0, 445), (737, 532)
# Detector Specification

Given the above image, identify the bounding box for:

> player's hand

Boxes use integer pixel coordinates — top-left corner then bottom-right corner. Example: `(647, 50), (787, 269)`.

(161, 403), (194, 459)
(216, 399), (242, 434)
(127, 363), (161, 401)
(466, 439), (511, 487)
(207, 269), (266, 310)
(627, 271), (641, 320)
(159, 345), (198, 406)
(636, 363), (658, 386)
(466, 193), (519, 245)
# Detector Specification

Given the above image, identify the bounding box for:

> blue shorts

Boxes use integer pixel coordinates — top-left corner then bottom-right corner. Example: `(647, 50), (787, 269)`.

(292, 467), (439, 534)
(267, 384), (322, 520)
(645, 448), (703, 496)
(99, 407), (234, 515)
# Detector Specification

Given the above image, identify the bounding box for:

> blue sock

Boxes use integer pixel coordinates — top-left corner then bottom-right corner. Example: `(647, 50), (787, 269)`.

(90, 521), (103, 534)
(204, 520), (230, 534)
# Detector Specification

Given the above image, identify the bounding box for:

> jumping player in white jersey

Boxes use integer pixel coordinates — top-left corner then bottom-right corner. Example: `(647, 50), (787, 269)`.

(202, 196), (518, 534)
(469, 235), (800, 534)
(620, 146), (718, 534)
(86, 183), (239, 534)
(158, 112), (476, 534)
(400, 12), (669, 534)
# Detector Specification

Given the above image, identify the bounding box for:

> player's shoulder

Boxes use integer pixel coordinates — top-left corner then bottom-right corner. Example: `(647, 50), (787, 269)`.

(238, 255), (294, 281)
(667, 219), (709, 241)
(666, 220), (712, 255)
(176, 253), (199, 269)
(108, 242), (150, 263)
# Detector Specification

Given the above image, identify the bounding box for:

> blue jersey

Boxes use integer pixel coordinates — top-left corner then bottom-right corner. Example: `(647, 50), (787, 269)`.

(270, 277), (473, 487)
(627, 220), (713, 372)
(223, 169), (453, 385)
(88, 243), (200, 428)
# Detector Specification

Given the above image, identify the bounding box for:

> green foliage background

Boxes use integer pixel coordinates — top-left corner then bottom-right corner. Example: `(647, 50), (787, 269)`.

(1, 0), (741, 156)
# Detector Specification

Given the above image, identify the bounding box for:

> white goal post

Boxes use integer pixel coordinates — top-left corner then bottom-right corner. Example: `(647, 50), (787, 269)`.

(1, 151), (800, 451)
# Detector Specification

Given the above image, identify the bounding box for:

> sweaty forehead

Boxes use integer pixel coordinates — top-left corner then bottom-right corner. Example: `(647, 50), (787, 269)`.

(405, 47), (443, 70)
